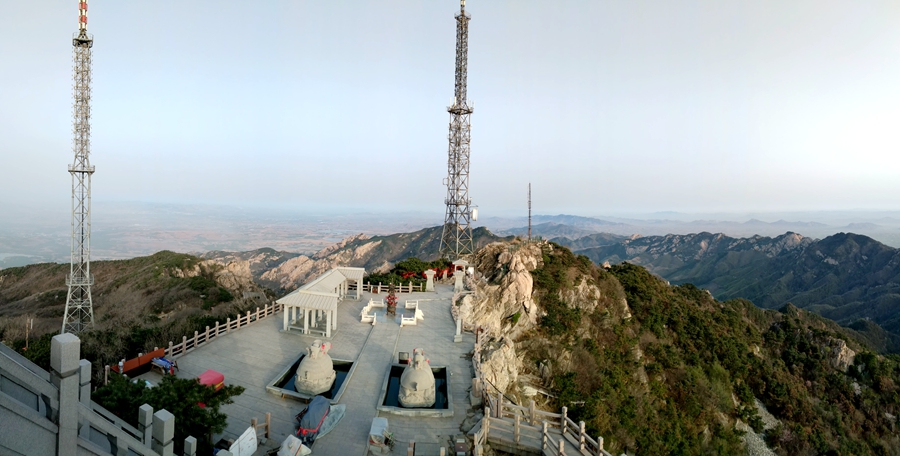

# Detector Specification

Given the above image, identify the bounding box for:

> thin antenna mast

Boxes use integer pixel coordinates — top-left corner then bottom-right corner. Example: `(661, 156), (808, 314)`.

(62, 0), (96, 334)
(528, 183), (532, 240)
(439, 0), (475, 260)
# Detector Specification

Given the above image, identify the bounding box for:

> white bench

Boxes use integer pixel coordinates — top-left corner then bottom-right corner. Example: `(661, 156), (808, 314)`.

(400, 314), (417, 327)
(360, 306), (376, 324)
(404, 300), (424, 321)
(369, 299), (385, 309)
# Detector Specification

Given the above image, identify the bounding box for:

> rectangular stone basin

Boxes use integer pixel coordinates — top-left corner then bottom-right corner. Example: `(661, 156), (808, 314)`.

(376, 364), (453, 418)
(265, 353), (356, 405)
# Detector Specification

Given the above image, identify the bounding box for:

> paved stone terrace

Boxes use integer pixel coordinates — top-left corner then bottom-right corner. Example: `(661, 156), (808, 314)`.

(143, 284), (475, 455)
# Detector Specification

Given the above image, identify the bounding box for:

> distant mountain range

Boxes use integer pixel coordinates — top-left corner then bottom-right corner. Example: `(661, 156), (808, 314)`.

(202, 226), (506, 291)
(479, 212), (900, 247)
(556, 231), (900, 352)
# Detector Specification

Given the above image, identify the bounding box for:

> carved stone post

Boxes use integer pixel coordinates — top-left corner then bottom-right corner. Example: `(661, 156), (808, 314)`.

(50, 333), (80, 456)
(152, 409), (175, 456)
(139, 404), (153, 446)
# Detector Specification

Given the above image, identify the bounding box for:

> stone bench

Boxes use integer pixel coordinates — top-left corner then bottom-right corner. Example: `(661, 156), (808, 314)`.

(400, 314), (417, 327)
(404, 300), (424, 321)
(360, 306), (376, 324)
(369, 299), (385, 308)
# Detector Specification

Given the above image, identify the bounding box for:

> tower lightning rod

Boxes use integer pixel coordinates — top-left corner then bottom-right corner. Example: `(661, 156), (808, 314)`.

(62, 0), (96, 334)
(439, 0), (476, 259)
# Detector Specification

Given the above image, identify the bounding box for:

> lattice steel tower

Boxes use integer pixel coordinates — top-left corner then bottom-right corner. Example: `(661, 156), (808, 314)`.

(62, 0), (96, 334)
(439, 0), (476, 259)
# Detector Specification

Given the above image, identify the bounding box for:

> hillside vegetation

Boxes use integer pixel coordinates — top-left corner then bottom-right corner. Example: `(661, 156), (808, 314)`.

(566, 231), (900, 352)
(0, 251), (268, 376)
(471, 240), (900, 455)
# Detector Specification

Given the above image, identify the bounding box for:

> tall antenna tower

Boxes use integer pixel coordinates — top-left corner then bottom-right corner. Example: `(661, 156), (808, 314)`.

(439, 0), (475, 259)
(62, 0), (96, 334)
(528, 183), (532, 240)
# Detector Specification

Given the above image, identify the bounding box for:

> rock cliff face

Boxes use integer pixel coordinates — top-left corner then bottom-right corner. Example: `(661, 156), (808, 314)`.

(466, 240), (631, 401)
(459, 241), (544, 335)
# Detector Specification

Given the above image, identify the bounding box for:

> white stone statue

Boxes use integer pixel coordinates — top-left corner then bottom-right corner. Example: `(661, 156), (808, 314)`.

(294, 340), (336, 395)
(398, 348), (436, 408)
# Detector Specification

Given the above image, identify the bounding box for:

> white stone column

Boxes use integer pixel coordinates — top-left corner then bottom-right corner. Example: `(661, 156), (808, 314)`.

(326, 311), (332, 338)
(152, 409), (175, 456)
(424, 270), (436, 292)
(139, 404), (154, 447)
(304, 309), (309, 334)
(78, 359), (91, 406)
(283, 306), (289, 331)
(51, 333), (80, 456)
(183, 436), (198, 456)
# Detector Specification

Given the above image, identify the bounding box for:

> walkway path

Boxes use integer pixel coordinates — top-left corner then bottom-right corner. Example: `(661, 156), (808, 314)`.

(143, 284), (475, 455)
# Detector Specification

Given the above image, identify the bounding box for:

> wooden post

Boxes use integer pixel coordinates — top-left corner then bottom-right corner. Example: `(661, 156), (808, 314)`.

(558, 439), (565, 455)
(514, 414), (521, 444)
(407, 441), (415, 456)
(251, 418), (257, 434)
(246, 311), (251, 325)
(265, 412), (271, 438)
(497, 395), (503, 418)
(542, 421), (548, 451)
(484, 407), (491, 438)
(256, 306), (261, 320)
(193, 331), (199, 349)
(236, 314), (241, 329)
(182, 336), (187, 352)
(597, 436), (604, 454)
(205, 326), (210, 343)
(226, 317), (231, 333)
(215, 321), (220, 336)
(168, 341), (173, 357)
(579, 421), (586, 451)
(530, 400), (536, 425)
(560, 406), (567, 435)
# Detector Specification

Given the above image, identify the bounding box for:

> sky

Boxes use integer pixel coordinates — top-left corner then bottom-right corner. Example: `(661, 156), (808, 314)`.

(2, 0), (900, 219)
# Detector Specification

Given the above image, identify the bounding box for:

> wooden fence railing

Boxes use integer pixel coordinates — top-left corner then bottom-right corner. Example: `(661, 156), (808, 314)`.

(479, 398), (612, 456)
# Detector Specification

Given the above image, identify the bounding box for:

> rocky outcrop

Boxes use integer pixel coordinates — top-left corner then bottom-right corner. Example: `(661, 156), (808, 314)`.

(458, 241), (545, 337)
(827, 338), (857, 372)
(479, 337), (521, 394)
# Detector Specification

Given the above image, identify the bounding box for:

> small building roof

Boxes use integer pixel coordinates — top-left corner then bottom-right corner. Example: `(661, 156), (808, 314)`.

(277, 289), (338, 311)
(336, 267), (365, 281)
(302, 270), (347, 293)
(277, 266), (367, 311)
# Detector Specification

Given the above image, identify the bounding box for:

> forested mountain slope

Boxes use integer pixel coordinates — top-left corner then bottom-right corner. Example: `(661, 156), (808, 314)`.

(564, 232), (900, 352)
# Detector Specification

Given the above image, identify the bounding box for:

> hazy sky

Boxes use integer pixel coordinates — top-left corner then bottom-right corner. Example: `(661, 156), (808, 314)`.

(2, 1), (899, 218)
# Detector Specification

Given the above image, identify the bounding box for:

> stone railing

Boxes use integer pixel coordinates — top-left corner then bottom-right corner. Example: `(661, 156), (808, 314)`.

(351, 282), (424, 294)
(106, 302), (285, 379)
(165, 302), (283, 358)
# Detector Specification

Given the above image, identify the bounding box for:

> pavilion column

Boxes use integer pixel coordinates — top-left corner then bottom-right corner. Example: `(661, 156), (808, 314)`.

(332, 309), (337, 331)
(283, 306), (288, 331)
(304, 309), (309, 334)
(326, 311), (332, 338)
